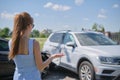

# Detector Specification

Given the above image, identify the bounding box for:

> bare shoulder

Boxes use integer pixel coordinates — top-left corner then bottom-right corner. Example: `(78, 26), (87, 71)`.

(33, 39), (41, 54)
(33, 40), (40, 47)
(33, 40), (40, 52)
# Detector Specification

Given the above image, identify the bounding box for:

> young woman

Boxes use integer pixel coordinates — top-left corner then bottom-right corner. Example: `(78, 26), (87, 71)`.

(8, 12), (64, 80)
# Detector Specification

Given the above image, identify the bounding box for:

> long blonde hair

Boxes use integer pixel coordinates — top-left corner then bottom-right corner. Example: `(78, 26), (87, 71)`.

(9, 12), (33, 60)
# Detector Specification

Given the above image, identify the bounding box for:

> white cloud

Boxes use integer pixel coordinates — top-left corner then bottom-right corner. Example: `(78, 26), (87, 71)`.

(75, 0), (84, 5)
(112, 4), (119, 8)
(98, 14), (107, 19)
(44, 2), (71, 11)
(0, 11), (17, 20)
(44, 2), (53, 8)
(63, 25), (71, 28)
(100, 9), (106, 14)
(97, 9), (107, 19)
(83, 18), (89, 21)
(34, 13), (40, 17)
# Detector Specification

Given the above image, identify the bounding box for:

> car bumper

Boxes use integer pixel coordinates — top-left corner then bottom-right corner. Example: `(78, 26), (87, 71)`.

(94, 65), (120, 80)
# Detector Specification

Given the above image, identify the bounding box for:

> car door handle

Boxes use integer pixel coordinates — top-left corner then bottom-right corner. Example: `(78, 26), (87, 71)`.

(50, 45), (60, 49)
(50, 45), (57, 48)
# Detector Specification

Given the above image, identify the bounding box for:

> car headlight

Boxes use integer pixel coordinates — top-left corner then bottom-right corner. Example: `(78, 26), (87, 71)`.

(99, 56), (120, 65)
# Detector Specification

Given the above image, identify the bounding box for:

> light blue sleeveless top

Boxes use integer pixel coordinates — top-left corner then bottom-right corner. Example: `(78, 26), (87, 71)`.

(9, 39), (41, 80)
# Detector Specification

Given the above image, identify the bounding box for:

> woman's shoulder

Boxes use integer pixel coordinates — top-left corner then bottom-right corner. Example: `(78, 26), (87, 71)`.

(33, 39), (39, 46)
(33, 39), (40, 54)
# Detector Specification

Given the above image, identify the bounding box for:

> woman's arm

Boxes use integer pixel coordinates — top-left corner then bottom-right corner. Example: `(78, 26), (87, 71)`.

(33, 40), (64, 71)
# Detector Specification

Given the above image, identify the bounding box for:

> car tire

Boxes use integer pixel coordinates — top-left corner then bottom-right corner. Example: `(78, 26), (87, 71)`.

(79, 61), (95, 80)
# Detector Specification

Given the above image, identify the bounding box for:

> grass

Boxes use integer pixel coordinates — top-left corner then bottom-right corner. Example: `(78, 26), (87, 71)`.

(34, 38), (47, 50)
(6, 38), (47, 50)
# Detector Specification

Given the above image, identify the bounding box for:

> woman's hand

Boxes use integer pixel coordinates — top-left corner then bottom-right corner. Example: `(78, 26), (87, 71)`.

(51, 53), (64, 59)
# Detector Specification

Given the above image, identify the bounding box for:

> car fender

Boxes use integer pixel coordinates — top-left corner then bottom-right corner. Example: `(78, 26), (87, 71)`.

(76, 54), (96, 73)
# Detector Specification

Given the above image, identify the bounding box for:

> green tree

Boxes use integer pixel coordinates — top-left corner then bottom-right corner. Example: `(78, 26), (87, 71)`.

(9, 31), (12, 37)
(40, 29), (52, 38)
(30, 29), (40, 37)
(92, 23), (105, 33)
(92, 23), (98, 31)
(0, 27), (10, 38)
(40, 33), (46, 38)
(99, 25), (105, 32)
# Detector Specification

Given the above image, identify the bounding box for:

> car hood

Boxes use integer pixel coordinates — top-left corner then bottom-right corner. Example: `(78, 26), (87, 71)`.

(81, 45), (120, 57)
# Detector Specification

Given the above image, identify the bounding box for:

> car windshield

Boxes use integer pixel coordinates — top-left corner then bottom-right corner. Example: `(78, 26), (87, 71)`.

(75, 33), (117, 46)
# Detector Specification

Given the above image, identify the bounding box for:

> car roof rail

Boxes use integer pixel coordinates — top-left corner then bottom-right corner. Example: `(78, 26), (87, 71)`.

(54, 30), (71, 33)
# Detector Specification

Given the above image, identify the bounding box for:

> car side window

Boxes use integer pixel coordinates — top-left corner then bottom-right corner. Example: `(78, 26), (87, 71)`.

(0, 40), (9, 51)
(49, 33), (65, 43)
(64, 34), (75, 44)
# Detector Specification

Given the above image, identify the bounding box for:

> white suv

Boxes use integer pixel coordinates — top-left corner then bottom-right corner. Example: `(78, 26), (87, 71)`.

(43, 30), (120, 80)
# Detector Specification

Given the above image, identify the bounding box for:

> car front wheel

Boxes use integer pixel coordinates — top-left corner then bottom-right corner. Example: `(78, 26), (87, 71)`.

(79, 61), (95, 80)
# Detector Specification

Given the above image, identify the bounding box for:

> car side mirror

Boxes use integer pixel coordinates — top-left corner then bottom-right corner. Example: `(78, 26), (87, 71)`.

(66, 42), (76, 48)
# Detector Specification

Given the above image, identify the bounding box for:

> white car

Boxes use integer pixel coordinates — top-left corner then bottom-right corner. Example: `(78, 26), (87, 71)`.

(43, 30), (120, 80)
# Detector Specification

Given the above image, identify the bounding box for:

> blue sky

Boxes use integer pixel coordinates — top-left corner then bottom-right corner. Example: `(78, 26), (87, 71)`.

(0, 0), (120, 32)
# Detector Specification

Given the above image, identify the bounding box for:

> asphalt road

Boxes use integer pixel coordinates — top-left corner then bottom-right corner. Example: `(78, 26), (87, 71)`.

(3, 67), (120, 80)
(42, 66), (79, 80)
(1, 67), (79, 80)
